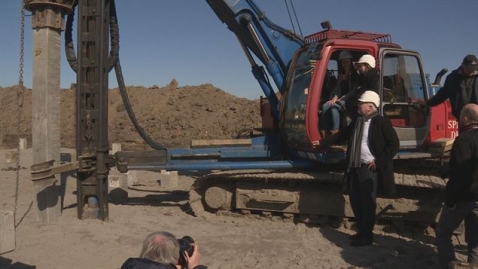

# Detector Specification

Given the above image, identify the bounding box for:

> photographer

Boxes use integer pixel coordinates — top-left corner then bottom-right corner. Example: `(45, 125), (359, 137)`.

(121, 231), (207, 269)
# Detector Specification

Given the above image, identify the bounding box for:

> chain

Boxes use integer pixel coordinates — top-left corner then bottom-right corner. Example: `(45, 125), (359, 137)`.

(14, 0), (26, 227)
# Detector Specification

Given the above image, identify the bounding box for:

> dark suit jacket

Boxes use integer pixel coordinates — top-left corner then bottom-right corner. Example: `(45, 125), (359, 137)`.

(446, 126), (478, 205)
(121, 258), (207, 269)
(121, 258), (175, 269)
(322, 115), (400, 195)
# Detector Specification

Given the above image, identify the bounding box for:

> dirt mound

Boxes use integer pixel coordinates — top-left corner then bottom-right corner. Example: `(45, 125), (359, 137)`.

(0, 83), (261, 150)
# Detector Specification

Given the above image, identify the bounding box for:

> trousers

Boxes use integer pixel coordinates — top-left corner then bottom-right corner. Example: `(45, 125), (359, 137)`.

(348, 164), (377, 240)
(321, 102), (342, 131)
(436, 200), (478, 269)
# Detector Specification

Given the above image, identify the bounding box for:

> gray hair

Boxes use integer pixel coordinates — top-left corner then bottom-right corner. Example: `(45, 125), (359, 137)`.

(140, 231), (180, 265)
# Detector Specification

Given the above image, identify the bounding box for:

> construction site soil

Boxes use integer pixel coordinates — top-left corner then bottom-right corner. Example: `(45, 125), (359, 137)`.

(0, 82), (261, 150)
(0, 83), (469, 268)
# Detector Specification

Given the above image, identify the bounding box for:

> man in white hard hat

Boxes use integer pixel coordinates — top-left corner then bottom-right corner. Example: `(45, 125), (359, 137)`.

(356, 54), (379, 89)
(314, 90), (399, 247)
(337, 54), (379, 119)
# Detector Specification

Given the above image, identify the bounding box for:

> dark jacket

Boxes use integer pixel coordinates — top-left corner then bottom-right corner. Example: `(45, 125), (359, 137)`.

(341, 69), (379, 103)
(445, 125), (478, 206)
(121, 258), (175, 269)
(427, 67), (478, 118)
(121, 258), (207, 269)
(322, 115), (400, 195)
(356, 68), (379, 96)
(332, 65), (358, 98)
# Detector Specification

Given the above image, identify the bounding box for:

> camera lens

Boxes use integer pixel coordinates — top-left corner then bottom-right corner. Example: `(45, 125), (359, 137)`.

(179, 236), (194, 257)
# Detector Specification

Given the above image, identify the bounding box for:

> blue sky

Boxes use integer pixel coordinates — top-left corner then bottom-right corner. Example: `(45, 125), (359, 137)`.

(1, 0), (477, 100)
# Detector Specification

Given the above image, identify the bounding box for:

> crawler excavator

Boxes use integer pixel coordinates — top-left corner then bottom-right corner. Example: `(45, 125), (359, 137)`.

(30, 0), (456, 227)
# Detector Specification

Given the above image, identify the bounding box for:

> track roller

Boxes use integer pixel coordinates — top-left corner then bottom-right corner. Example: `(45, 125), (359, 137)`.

(204, 183), (234, 210)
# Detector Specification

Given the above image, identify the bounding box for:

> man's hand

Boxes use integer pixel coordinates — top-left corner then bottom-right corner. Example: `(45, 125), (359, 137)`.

(186, 243), (201, 269)
(312, 140), (321, 147)
(328, 96), (339, 105)
(367, 160), (376, 171)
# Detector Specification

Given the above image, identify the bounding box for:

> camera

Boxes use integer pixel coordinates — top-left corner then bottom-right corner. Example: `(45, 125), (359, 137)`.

(178, 236), (194, 268)
(178, 235), (194, 256)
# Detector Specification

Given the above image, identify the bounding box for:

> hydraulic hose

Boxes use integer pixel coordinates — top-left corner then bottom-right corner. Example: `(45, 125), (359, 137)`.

(65, 0), (118, 72)
(114, 59), (166, 150)
(64, 0), (166, 150)
(64, 0), (78, 72)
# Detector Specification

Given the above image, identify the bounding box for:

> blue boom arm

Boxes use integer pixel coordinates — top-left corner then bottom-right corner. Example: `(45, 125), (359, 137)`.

(205, 0), (304, 119)
(113, 1), (311, 173)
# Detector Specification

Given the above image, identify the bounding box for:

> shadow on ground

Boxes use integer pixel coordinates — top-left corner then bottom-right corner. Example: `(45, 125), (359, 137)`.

(319, 226), (440, 269)
(0, 257), (35, 269)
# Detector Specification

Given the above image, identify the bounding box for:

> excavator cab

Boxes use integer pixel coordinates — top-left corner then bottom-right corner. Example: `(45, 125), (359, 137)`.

(280, 32), (432, 160)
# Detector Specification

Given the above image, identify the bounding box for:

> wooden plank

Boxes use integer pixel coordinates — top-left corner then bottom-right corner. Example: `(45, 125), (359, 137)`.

(191, 139), (252, 147)
(428, 138), (454, 153)
(428, 144), (453, 153)
(394, 173), (404, 185)
(415, 175), (432, 188)
(402, 174), (418, 186)
(428, 175), (446, 189)
(429, 138), (454, 146)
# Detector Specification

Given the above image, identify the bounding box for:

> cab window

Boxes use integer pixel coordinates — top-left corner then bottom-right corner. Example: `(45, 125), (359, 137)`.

(382, 54), (427, 128)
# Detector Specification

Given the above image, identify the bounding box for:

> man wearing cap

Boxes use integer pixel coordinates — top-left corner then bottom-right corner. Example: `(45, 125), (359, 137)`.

(427, 54), (478, 119)
(314, 90), (399, 247)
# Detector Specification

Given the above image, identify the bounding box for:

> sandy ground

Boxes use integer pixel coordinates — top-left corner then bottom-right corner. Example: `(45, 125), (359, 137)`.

(0, 148), (468, 269)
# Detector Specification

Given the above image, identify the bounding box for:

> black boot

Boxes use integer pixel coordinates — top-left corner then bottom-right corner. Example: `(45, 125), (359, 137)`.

(350, 234), (373, 247)
(348, 233), (361, 241)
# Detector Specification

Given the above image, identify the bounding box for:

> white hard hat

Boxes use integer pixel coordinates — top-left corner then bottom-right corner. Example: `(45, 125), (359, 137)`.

(339, 51), (353, 60)
(358, 90), (380, 108)
(357, 54), (376, 68)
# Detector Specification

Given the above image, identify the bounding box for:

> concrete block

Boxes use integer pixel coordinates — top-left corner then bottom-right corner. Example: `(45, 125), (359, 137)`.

(126, 170), (178, 189)
(19, 138), (28, 149)
(4, 151), (18, 170)
(108, 174), (128, 189)
(159, 170), (178, 188)
(108, 174), (128, 204)
(126, 171), (138, 187)
(110, 142), (122, 155)
(0, 210), (15, 254)
(126, 170), (159, 187)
